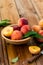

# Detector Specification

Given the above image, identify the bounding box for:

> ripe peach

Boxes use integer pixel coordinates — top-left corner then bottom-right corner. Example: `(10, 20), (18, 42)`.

(21, 25), (30, 34)
(29, 46), (41, 54)
(39, 19), (43, 29)
(13, 25), (21, 31)
(18, 18), (28, 27)
(11, 30), (22, 40)
(32, 25), (41, 33)
(38, 30), (43, 42)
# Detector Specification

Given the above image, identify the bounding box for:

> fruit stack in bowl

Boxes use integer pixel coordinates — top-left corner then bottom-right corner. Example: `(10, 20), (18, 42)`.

(32, 19), (43, 42)
(1, 18), (43, 45)
(2, 18), (31, 41)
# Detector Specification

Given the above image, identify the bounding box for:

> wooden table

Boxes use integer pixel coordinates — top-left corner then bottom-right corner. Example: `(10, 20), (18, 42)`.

(0, 0), (43, 65)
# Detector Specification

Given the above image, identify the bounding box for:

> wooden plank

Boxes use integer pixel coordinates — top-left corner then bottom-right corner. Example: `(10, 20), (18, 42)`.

(0, 8), (6, 65)
(0, 27), (9, 65)
(30, 0), (42, 20)
(1, 37), (9, 65)
(0, 37), (4, 65)
(32, 0), (43, 19)
(35, 55), (43, 65)
(0, 0), (19, 23)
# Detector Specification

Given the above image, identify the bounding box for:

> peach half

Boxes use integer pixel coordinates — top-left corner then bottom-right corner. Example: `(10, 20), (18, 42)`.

(29, 46), (41, 54)
(3, 26), (13, 37)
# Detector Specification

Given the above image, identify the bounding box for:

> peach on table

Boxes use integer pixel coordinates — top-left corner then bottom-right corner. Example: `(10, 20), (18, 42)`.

(29, 46), (41, 54)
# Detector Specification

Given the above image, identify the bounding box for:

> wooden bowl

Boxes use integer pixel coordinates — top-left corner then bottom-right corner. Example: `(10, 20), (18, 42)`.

(1, 24), (31, 45)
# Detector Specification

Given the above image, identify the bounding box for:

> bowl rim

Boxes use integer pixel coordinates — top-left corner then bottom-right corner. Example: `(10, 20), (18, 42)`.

(1, 24), (31, 42)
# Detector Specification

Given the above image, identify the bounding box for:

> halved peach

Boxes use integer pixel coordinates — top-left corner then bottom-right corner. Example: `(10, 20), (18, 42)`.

(3, 26), (13, 37)
(29, 46), (41, 54)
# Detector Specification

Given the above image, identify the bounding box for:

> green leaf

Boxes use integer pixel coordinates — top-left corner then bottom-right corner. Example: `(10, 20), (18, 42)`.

(0, 19), (10, 26)
(33, 33), (43, 39)
(1, 19), (10, 22)
(23, 31), (36, 38)
(23, 31), (43, 39)
(11, 57), (19, 63)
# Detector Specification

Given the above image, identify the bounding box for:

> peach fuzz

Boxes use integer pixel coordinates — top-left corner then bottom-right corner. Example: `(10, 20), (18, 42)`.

(18, 18), (28, 27)
(21, 25), (30, 34)
(11, 30), (22, 40)
(32, 25), (41, 33)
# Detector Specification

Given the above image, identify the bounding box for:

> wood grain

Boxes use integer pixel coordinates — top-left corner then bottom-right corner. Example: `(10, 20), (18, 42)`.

(0, 0), (43, 65)
(33, 0), (43, 18)
(15, 0), (39, 26)
(0, 0), (19, 23)
(0, 36), (4, 65)
(30, 0), (42, 20)
(0, 27), (8, 65)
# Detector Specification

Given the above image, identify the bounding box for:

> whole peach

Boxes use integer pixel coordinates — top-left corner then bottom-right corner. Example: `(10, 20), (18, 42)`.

(39, 19), (43, 29)
(11, 30), (22, 40)
(13, 25), (21, 31)
(21, 25), (30, 34)
(32, 25), (41, 33)
(18, 18), (28, 27)
(38, 30), (43, 42)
